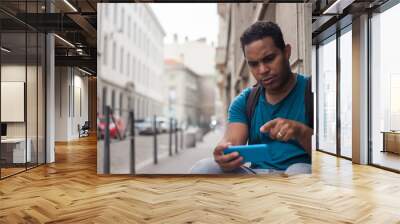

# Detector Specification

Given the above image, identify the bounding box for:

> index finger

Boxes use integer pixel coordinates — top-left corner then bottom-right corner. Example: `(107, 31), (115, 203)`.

(260, 119), (278, 133)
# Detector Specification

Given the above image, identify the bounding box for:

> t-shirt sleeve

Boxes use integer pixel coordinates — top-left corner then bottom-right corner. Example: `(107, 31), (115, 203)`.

(228, 88), (251, 124)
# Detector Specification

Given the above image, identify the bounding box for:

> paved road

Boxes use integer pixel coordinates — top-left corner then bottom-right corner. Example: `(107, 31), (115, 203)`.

(98, 128), (223, 174)
(136, 128), (223, 174)
(98, 132), (183, 174)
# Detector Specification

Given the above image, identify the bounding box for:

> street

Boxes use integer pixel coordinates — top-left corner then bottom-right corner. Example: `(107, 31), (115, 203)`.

(137, 128), (223, 174)
(97, 128), (223, 174)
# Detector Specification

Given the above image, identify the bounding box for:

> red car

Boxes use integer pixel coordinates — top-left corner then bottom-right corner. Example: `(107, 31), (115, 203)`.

(97, 114), (126, 139)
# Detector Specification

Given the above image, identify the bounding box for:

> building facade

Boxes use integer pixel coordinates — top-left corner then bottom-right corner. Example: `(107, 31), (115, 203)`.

(98, 3), (166, 120)
(165, 38), (220, 130)
(165, 59), (201, 127)
(216, 3), (312, 120)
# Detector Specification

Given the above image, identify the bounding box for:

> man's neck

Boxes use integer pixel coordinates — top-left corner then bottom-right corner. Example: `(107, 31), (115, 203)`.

(265, 73), (297, 105)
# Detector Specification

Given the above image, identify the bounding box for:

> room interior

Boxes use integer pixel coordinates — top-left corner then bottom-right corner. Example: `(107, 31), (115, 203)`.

(0, 31), (46, 178)
(0, 0), (400, 222)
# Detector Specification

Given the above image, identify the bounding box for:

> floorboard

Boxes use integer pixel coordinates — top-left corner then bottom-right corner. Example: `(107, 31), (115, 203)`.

(1, 135), (400, 223)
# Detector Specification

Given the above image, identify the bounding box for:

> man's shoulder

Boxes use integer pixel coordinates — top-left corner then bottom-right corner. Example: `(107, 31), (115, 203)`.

(241, 87), (253, 96)
(229, 87), (253, 109)
(228, 87), (255, 122)
(234, 87), (253, 101)
(297, 73), (311, 82)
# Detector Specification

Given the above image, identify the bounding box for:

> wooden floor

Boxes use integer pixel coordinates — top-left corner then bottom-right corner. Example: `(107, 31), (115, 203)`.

(373, 151), (400, 171)
(1, 167), (26, 178)
(1, 135), (400, 223)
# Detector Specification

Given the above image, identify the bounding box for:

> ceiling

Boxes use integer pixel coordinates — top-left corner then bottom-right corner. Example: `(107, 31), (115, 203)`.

(311, 0), (390, 43)
(0, 0), (101, 74)
(1, 0), (395, 74)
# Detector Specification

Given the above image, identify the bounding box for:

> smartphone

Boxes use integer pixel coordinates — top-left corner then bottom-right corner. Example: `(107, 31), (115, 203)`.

(223, 144), (269, 163)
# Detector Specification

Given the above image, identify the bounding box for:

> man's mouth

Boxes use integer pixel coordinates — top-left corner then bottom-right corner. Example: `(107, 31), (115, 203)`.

(261, 76), (275, 85)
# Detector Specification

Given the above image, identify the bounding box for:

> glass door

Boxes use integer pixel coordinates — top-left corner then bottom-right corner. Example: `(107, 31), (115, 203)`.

(339, 26), (352, 159)
(317, 35), (337, 155)
(370, 2), (400, 171)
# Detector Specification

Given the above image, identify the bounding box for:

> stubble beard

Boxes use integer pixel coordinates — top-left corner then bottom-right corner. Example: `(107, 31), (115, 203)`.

(264, 63), (293, 95)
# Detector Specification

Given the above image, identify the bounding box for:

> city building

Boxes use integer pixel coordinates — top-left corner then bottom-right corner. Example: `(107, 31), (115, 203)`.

(216, 1), (400, 172)
(165, 59), (201, 127)
(165, 37), (220, 130)
(97, 3), (166, 120)
(216, 3), (311, 120)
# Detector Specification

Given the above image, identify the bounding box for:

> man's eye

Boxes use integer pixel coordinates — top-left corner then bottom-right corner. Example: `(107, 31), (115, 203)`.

(262, 56), (274, 63)
(248, 61), (258, 67)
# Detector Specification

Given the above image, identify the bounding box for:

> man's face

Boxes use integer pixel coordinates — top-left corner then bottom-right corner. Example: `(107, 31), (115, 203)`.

(244, 37), (291, 92)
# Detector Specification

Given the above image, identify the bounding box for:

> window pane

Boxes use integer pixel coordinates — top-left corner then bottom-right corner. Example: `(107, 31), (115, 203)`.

(371, 3), (400, 171)
(1, 31), (27, 177)
(340, 29), (352, 158)
(318, 36), (337, 154)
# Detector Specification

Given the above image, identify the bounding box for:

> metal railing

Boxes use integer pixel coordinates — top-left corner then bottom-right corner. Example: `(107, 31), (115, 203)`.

(100, 106), (184, 174)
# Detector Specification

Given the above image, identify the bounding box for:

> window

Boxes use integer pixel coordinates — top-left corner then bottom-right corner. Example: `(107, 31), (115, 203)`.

(121, 8), (125, 33)
(113, 4), (117, 26)
(138, 28), (141, 49)
(103, 35), (108, 65)
(133, 23), (137, 44)
(132, 57), (136, 80)
(317, 35), (337, 155)
(112, 41), (116, 70)
(111, 90), (116, 111)
(104, 3), (109, 18)
(120, 47), (124, 74)
(127, 53), (130, 77)
(145, 67), (147, 86)
(140, 63), (143, 84)
(339, 27), (352, 158)
(137, 62), (141, 84)
(146, 67), (149, 87)
(135, 98), (139, 118)
(119, 92), (123, 116)
(371, 3), (400, 171)
(128, 16), (131, 39)
(102, 87), (107, 114)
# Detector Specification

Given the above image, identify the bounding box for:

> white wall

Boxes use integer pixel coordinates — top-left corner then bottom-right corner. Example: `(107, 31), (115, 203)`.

(1, 65), (39, 137)
(55, 67), (89, 141)
(1, 63), (46, 164)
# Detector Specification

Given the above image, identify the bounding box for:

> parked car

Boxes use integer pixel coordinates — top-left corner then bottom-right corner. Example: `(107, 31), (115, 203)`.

(97, 114), (126, 139)
(156, 117), (170, 133)
(135, 117), (173, 135)
(135, 118), (155, 135)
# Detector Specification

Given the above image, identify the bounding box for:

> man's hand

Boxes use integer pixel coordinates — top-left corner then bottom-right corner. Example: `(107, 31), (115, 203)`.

(213, 142), (244, 172)
(259, 118), (309, 142)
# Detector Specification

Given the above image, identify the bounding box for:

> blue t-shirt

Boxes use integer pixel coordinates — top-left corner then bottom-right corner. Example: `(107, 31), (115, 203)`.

(228, 74), (311, 170)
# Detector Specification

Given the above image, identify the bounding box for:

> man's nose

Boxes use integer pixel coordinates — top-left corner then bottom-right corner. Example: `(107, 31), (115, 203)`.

(258, 62), (270, 74)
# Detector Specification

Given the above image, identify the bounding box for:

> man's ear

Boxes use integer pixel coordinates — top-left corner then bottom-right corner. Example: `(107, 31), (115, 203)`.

(284, 44), (291, 60)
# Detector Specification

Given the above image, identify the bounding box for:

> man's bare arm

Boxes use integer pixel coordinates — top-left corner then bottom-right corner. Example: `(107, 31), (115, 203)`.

(296, 124), (313, 155)
(213, 122), (249, 171)
(220, 123), (249, 145)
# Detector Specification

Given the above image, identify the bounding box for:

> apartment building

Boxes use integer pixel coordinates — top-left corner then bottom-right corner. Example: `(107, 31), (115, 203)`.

(97, 3), (166, 119)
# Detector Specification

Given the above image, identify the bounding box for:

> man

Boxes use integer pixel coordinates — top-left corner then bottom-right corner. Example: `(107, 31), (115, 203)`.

(190, 21), (313, 175)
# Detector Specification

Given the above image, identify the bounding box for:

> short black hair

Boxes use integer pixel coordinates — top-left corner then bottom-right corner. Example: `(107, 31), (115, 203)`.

(240, 21), (285, 53)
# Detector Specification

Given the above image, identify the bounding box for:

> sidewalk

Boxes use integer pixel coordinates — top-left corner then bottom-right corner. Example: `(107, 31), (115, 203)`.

(136, 128), (223, 174)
